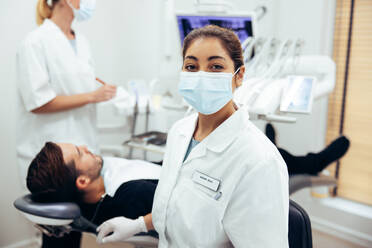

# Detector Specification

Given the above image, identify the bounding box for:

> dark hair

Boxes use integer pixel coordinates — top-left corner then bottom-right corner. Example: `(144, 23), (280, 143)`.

(182, 25), (244, 71)
(26, 142), (81, 202)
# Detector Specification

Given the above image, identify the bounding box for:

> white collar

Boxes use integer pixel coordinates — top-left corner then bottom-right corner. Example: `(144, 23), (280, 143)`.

(177, 107), (250, 153)
(43, 19), (78, 40)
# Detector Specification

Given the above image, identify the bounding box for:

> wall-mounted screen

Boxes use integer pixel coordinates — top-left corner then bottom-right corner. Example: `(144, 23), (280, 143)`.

(176, 14), (256, 45)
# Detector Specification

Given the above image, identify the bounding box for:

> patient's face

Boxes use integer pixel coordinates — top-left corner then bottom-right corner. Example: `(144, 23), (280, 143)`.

(57, 143), (103, 180)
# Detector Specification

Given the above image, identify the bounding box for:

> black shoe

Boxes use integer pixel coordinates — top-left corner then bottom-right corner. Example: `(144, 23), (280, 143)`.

(314, 136), (350, 174)
(265, 123), (276, 145)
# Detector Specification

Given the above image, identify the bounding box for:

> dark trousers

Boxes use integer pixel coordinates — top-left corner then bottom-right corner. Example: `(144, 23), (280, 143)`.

(278, 148), (320, 175)
(42, 232), (81, 248)
(41, 179), (158, 248)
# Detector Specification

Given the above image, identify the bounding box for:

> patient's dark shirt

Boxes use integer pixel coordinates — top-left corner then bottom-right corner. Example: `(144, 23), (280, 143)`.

(80, 179), (158, 226)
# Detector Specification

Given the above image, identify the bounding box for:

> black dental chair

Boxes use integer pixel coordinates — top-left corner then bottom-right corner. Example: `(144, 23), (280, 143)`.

(289, 199), (313, 248)
(14, 194), (159, 248)
(15, 195), (313, 248)
(287, 174), (337, 248)
(13, 174), (334, 248)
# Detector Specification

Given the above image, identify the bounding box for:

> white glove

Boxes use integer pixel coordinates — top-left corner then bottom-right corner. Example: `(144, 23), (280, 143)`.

(96, 216), (147, 244)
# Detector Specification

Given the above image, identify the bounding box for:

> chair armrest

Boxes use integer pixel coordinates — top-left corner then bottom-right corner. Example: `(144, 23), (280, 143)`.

(289, 175), (337, 195)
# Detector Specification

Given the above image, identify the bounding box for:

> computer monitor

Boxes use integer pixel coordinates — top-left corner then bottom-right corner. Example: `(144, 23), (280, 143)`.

(176, 12), (256, 46)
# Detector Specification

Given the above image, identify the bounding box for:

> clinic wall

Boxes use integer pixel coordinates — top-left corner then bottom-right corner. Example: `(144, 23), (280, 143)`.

(79, 0), (165, 151)
(0, 1), (40, 247)
(79, 0), (162, 85)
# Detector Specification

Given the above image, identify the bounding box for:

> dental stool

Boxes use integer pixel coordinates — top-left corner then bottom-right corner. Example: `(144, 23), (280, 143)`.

(14, 194), (158, 247)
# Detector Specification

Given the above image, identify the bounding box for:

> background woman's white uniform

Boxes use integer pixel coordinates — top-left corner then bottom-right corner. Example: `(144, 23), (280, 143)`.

(16, 19), (99, 184)
(152, 107), (289, 248)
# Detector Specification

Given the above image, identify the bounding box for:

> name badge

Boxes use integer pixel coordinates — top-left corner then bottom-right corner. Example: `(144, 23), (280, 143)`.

(192, 171), (220, 192)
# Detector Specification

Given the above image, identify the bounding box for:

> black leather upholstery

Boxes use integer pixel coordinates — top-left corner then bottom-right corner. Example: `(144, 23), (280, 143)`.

(289, 200), (313, 248)
(14, 194), (81, 220)
(15, 194), (312, 247)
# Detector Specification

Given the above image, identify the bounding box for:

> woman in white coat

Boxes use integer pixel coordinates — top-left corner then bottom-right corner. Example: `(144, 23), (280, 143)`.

(16, 0), (116, 247)
(97, 25), (289, 247)
(16, 0), (116, 183)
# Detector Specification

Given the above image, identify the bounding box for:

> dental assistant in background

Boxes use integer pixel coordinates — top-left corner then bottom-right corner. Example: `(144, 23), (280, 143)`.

(16, 0), (116, 247)
(97, 25), (289, 247)
(16, 0), (116, 183)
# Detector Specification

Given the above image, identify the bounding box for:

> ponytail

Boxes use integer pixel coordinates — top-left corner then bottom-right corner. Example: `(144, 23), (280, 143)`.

(36, 0), (53, 26)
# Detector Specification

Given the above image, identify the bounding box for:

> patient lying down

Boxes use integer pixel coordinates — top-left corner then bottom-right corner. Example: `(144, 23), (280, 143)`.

(26, 142), (160, 226)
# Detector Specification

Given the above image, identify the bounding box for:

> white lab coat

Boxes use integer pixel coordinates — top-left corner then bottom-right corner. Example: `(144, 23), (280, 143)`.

(152, 107), (289, 248)
(16, 19), (99, 185)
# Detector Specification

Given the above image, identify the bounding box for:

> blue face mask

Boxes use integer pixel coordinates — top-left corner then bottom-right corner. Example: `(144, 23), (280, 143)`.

(68, 0), (96, 22)
(179, 68), (240, 115)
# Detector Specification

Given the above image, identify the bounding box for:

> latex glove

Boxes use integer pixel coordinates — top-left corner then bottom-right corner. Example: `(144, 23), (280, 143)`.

(96, 216), (147, 244)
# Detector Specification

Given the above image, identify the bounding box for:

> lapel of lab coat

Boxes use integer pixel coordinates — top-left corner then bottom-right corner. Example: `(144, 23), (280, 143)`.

(44, 19), (80, 58)
(182, 107), (249, 165)
(204, 107), (247, 152)
(175, 114), (200, 167)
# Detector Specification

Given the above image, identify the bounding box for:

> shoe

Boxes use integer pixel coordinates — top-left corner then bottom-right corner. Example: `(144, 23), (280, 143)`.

(314, 136), (350, 174)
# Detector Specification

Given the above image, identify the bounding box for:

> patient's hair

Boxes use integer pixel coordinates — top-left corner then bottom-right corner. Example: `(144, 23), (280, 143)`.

(27, 142), (81, 202)
(182, 25), (244, 71)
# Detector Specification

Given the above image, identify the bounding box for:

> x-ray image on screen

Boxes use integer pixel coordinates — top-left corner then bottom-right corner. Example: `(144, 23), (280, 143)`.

(177, 15), (254, 45)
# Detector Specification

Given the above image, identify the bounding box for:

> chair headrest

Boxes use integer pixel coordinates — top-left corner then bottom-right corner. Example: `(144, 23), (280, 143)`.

(14, 194), (81, 220)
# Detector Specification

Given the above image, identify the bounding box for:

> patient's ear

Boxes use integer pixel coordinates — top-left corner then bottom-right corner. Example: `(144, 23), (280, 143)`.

(76, 175), (91, 190)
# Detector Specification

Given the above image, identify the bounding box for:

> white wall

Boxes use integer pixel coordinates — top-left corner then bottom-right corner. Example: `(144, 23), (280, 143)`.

(78, 0), (165, 156)
(0, 1), (42, 246)
(0, 0), (338, 247)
